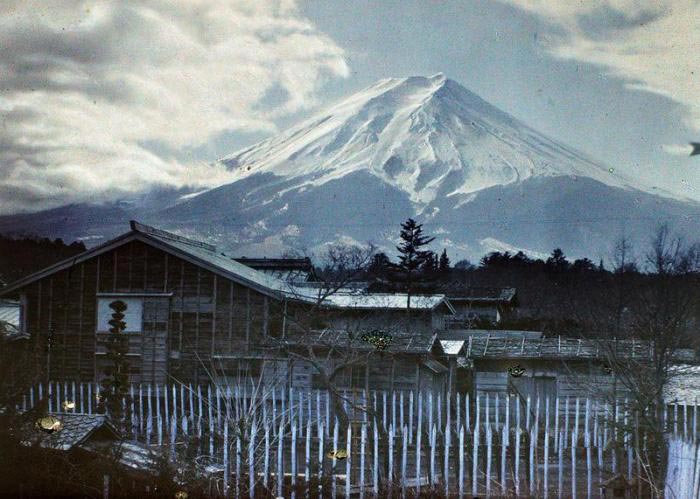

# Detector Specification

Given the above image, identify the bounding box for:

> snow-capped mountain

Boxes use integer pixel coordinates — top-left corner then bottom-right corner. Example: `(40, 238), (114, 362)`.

(3, 74), (700, 261)
(220, 73), (640, 208)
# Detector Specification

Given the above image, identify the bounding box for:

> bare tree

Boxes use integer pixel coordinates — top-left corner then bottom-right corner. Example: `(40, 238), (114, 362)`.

(578, 225), (700, 495)
(273, 242), (379, 434)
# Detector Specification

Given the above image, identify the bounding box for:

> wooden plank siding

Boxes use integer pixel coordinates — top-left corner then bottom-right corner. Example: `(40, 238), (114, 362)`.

(14, 239), (283, 385)
(9, 235), (447, 395)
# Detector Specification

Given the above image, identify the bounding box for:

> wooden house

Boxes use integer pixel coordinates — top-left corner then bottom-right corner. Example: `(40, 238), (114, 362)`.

(442, 286), (517, 328)
(440, 334), (697, 403)
(0, 221), (452, 393)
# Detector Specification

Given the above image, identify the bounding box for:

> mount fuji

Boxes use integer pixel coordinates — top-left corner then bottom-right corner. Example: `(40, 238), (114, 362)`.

(3, 73), (700, 261)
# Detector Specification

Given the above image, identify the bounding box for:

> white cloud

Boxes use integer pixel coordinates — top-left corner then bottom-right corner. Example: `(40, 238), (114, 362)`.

(502, 1), (700, 131)
(0, 0), (349, 213)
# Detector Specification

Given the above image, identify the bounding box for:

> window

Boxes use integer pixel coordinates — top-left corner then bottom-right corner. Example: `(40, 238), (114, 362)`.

(97, 296), (143, 333)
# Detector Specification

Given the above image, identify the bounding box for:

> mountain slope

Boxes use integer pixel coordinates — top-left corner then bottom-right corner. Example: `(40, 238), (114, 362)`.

(219, 73), (648, 208)
(2, 74), (699, 261)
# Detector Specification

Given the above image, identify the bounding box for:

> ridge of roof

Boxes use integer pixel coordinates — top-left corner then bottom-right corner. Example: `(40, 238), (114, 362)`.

(130, 220), (216, 251)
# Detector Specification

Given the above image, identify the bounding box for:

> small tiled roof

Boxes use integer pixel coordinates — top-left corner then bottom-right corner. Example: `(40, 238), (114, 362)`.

(444, 286), (517, 303)
(464, 336), (697, 362)
(24, 413), (116, 451)
(322, 292), (454, 312)
(274, 330), (439, 354)
(439, 330), (543, 341)
(440, 340), (465, 355)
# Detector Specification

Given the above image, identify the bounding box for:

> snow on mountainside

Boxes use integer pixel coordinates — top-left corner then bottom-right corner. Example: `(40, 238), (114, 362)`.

(219, 73), (644, 208)
(158, 74), (700, 260)
(2, 74), (700, 261)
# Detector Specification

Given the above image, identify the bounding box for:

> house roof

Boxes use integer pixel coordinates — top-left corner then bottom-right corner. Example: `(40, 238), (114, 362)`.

(444, 286), (517, 303)
(24, 413), (117, 451)
(0, 221), (307, 302)
(439, 329), (543, 341)
(440, 340), (466, 355)
(234, 257), (314, 283)
(274, 330), (441, 354)
(464, 335), (697, 362)
(321, 292), (455, 312)
(0, 221), (458, 315)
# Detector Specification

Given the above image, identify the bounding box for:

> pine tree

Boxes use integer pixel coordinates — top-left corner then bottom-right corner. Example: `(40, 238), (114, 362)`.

(98, 300), (131, 431)
(395, 218), (435, 311)
(368, 252), (392, 278)
(439, 248), (450, 272)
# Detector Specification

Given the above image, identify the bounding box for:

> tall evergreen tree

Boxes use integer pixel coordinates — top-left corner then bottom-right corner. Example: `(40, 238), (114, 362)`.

(367, 252), (392, 278)
(395, 218), (435, 311)
(98, 300), (131, 431)
(439, 248), (450, 272)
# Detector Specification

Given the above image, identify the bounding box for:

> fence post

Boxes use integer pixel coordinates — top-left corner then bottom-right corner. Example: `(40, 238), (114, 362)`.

(235, 429), (241, 499)
(291, 420), (297, 499)
(249, 420), (256, 498)
(305, 421), (312, 498)
(409, 391), (414, 445)
(459, 425), (464, 499)
(557, 430), (563, 499)
(373, 422), (379, 497)
(103, 474), (109, 499)
(277, 420), (284, 499)
(514, 423), (522, 497)
(388, 424), (394, 498)
(486, 424), (493, 497)
(263, 424), (270, 492)
(416, 416), (422, 495)
(345, 425), (352, 499)
(501, 422), (508, 496)
(430, 424), (436, 488)
(544, 428), (549, 499)
(472, 422), (480, 496)
(444, 415), (451, 497)
(570, 430), (576, 499)
(318, 424), (324, 497)
(223, 419), (229, 498)
(400, 425), (407, 498)
(360, 424), (366, 499)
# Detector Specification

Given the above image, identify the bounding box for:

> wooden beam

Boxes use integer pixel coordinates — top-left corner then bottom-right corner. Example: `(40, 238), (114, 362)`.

(390, 357), (396, 393)
(47, 277), (53, 379)
(128, 242), (133, 292)
(143, 246), (148, 291)
(415, 362), (421, 393)
(78, 263), (84, 379)
(195, 267), (201, 381)
(228, 281), (234, 354)
(94, 256), (100, 382)
(112, 249), (118, 292)
(211, 274), (218, 357)
(245, 288), (251, 351)
(36, 280), (42, 347)
(263, 296), (269, 338)
(62, 270), (70, 378)
(282, 300), (287, 339)
(178, 261), (184, 353)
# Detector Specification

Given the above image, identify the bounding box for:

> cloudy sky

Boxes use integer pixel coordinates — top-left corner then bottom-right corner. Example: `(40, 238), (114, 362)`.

(1, 0), (699, 214)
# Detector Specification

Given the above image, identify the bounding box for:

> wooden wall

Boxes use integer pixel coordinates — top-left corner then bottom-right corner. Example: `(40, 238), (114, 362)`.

(16, 239), (277, 385)
(14, 238), (448, 391)
(473, 358), (623, 401)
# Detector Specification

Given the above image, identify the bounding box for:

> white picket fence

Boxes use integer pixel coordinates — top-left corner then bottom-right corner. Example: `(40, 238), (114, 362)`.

(666, 437), (700, 499)
(21, 381), (700, 497)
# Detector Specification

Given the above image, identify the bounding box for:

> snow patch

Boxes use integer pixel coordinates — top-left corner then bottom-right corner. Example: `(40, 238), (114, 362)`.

(479, 237), (549, 260)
